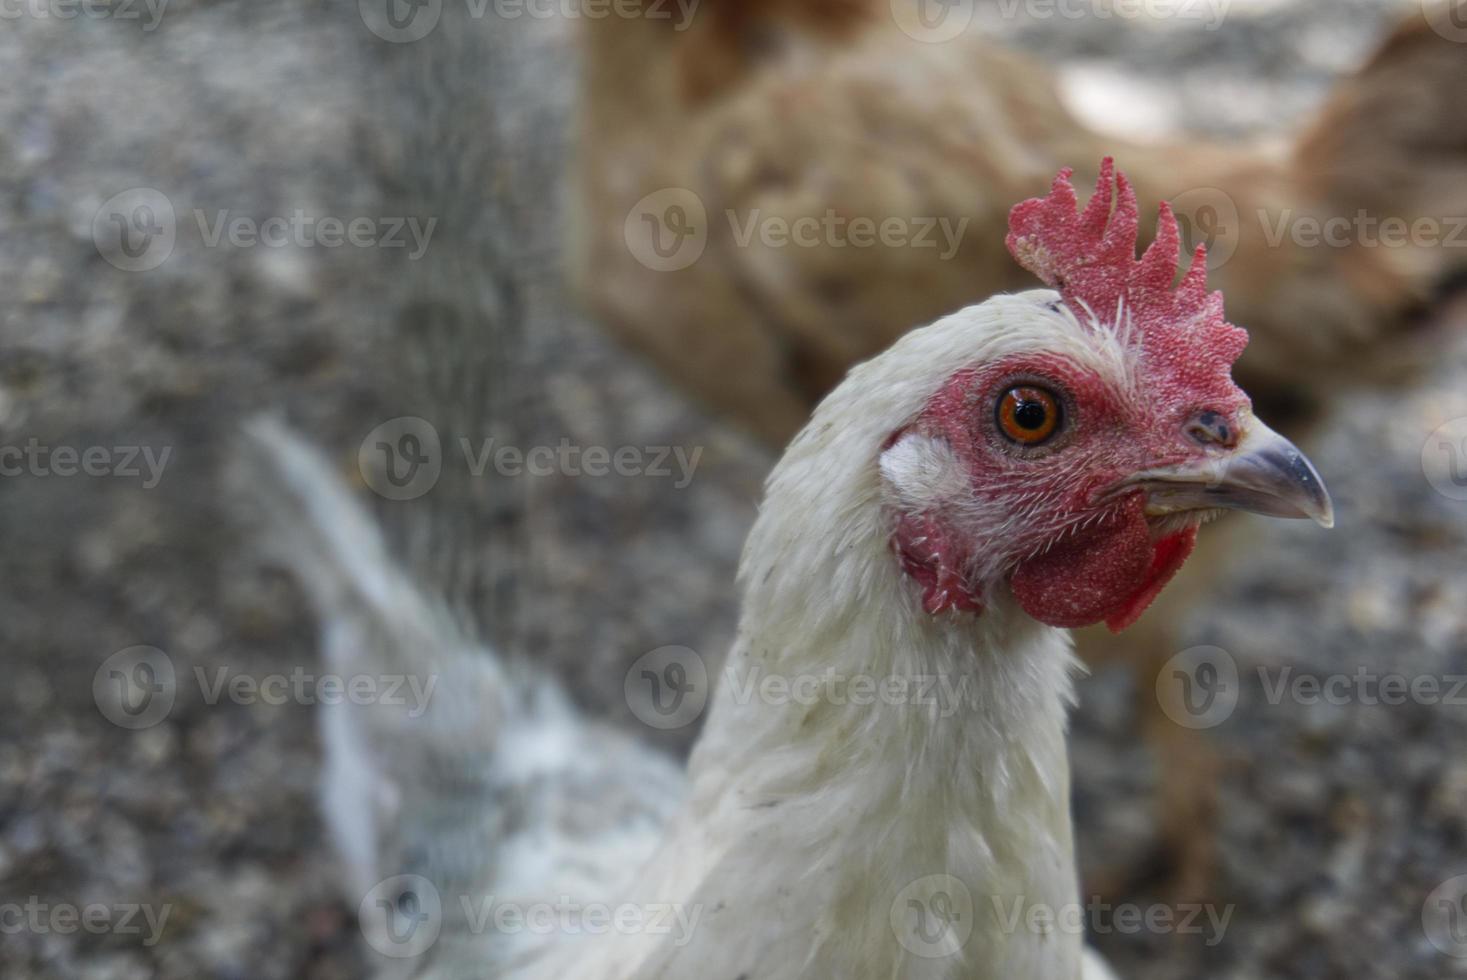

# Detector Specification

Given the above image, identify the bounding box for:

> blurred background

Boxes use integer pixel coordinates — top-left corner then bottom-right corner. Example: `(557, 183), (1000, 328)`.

(3, 0), (1467, 977)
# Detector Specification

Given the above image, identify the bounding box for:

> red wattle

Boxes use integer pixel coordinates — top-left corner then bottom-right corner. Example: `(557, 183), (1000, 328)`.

(1103, 526), (1197, 632)
(1009, 501), (1197, 631)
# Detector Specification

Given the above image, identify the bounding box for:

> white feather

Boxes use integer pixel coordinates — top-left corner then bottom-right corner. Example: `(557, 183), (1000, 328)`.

(242, 289), (1129, 979)
(529, 290), (1122, 979)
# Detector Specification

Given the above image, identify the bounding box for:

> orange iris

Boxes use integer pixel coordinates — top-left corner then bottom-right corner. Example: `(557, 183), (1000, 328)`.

(996, 386), (1061, 445)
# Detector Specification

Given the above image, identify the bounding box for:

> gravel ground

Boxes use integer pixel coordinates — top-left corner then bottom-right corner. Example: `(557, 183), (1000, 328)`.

(3, 1), (1465, 978)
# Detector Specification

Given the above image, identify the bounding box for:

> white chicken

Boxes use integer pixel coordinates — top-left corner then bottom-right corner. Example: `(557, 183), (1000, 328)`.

(245, 161), (1331, 979)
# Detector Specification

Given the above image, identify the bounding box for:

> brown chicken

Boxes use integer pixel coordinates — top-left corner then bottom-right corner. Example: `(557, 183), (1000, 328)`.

(569, 1), (1467, 900)
(574, 4), (1462, 443)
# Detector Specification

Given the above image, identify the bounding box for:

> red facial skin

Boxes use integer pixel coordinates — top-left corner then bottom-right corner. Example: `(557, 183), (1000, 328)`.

(893, 159), (1255, 631)
(892, 507), (986, 616)
(890, 353), (1247, 632)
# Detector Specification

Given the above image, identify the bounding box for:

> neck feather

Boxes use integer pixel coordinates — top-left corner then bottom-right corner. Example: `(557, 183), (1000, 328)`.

(697, 329), (1083, 790)
(674, 397), (1082, 975)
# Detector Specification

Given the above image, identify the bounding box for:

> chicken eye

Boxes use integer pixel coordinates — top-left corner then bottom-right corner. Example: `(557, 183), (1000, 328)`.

(996, 386), (1062, 445)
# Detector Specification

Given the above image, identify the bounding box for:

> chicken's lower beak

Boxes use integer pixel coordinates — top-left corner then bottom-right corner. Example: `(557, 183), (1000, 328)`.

(1127, 416), (1335, 529)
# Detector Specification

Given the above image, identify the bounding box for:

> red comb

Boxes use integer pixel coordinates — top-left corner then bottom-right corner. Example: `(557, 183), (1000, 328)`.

(1005, 158), (1248, 375)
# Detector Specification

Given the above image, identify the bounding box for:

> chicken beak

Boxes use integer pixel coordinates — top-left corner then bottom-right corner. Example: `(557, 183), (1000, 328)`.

(1128, 416), (1335, 529)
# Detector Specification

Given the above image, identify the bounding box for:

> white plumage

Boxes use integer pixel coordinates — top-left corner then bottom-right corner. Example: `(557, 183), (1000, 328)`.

(247, 290), (1161, 979)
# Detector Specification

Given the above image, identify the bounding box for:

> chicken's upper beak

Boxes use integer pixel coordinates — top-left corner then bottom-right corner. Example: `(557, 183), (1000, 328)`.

(1125, 415), (1335, 529)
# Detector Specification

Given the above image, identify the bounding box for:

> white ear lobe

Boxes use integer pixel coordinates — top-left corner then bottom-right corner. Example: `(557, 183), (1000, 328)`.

(879, 431), (970, 510)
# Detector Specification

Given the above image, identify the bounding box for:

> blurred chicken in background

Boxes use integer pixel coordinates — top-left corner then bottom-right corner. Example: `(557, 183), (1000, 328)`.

(570, 0), (1467, 898)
